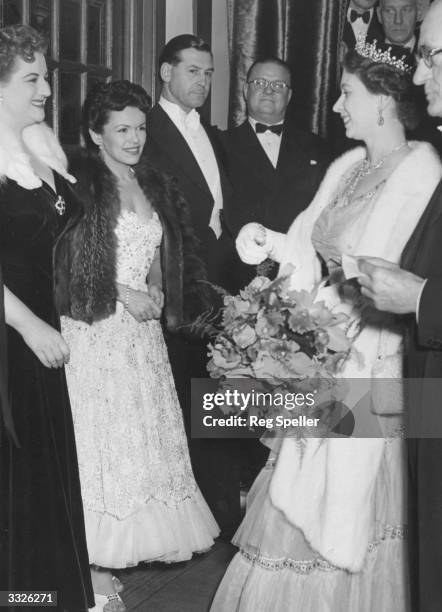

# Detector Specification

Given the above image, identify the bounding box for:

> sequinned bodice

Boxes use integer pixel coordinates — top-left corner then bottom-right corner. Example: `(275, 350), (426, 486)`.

(115, 210), (162, 290)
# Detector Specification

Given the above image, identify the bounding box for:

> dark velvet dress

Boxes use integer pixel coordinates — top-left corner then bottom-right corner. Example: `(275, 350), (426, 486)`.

(0, 175), (94, 611)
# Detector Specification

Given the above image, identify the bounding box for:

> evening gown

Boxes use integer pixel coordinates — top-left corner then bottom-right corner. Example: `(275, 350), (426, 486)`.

(0, 176), (94, 610)
(62, 210), (219, 568)
(211, 183), (408, 611)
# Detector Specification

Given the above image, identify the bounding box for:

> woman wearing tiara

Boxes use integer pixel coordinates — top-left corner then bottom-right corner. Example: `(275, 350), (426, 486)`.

(210, 41), (442, 611)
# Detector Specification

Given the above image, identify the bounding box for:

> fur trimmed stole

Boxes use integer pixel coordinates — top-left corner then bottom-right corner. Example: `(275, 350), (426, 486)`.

(0, 121), (76, 188)
(55, 150), (209, 330)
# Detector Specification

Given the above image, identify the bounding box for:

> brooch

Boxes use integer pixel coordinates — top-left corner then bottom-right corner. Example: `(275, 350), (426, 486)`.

(54, 195), (66, 215)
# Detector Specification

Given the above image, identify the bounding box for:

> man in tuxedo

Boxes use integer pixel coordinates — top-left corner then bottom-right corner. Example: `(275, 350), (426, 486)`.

(221, 58), (329, 487)
(144, 34), (231, 283)
(377, 0), (419, 51)
(343, 0), (384, 49)
(222, 57), (330, 290)
(358, 2), (442, 607)
(143, 35), (239, 534)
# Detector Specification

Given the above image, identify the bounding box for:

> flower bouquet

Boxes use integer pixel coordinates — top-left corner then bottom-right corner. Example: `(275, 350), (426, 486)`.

(193, 270), (354, 439)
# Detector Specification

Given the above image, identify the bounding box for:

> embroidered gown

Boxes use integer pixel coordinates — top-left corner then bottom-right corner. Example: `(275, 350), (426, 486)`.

(61, 209), (219, 568)
(0, 176), (94, 611)
(210, 180), (409, 611)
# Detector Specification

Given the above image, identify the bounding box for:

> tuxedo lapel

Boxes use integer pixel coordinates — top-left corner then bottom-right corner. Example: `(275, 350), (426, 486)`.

(234, 122), (276, 187)
(148, 105), (212, 197)
(202, 119), (232, 204)
(402, 179), (442, 271)
(275, 124), (320, 190)
(276, 129), (306, 180)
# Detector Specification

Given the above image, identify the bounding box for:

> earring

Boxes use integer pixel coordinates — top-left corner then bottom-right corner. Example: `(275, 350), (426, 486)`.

(378, 108), (384, 126)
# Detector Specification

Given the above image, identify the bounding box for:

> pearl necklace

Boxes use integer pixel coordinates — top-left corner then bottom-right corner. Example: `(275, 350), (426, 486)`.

(336, 141), (408, 210)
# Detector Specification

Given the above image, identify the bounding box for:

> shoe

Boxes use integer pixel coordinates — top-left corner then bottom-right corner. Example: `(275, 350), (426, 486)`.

(111, 575), (124, 593)
(93, 593), (126, 612)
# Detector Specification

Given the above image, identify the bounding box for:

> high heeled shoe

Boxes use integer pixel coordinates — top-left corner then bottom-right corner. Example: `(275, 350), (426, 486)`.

(93, 592), (126, 612)
(111, 575), (124, 593)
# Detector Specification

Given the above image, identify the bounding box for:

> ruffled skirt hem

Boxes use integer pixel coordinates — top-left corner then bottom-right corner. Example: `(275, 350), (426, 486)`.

(210, 454), (409, 611)
(85, 488), (220, 568)
(211, 537), (408, 612)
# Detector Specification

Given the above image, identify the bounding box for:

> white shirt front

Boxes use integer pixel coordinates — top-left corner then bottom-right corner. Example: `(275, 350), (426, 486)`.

(248, 116), (283, 168)
(347, 7), (373, 42)
(159, 96), (223, 238)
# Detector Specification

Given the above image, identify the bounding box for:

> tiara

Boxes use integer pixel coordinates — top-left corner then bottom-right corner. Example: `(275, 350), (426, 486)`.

(355, 34), (413, 74)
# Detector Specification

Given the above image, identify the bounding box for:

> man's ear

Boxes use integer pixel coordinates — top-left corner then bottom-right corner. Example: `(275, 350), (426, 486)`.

(160, 62), (172, 83)
(89, 128), (102, 148)
(243, 81), (248, 102)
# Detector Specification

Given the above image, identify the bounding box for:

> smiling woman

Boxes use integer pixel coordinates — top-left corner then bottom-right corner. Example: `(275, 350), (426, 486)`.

(55, 80), (219, 610)
(0, 24), (94, 610)
(211, 37), (442, 612)
(0, 52), (50, 130)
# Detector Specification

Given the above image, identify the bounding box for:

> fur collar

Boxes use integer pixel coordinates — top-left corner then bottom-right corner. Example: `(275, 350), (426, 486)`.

(0, 121), (76, 189)
(270, 141), (442, 573)
(56, 149), (209, 328)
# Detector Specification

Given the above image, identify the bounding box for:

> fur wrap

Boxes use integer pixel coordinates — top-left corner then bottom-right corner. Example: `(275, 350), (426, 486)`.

(0, 121), (75, 188)
(55, 149), (209, 330)
(268, 141), (442, 573)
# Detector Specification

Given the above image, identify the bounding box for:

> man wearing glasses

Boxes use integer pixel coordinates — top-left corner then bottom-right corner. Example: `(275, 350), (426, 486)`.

(222, 57), (329, 291)
(357, 1), (442, 609)
(220, 58), (329, 490)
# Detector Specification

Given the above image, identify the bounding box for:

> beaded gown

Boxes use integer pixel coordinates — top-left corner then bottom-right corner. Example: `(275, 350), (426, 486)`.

(62, 210), (219, 568)
(211, 178), (408, 611)
(0, 176), (94, 611)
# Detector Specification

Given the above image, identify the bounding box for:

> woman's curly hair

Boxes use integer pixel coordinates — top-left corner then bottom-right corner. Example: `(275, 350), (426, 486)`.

(343, 47), (419, 130)
(0, 24), (47, 82)
(82, 80), (152, 150)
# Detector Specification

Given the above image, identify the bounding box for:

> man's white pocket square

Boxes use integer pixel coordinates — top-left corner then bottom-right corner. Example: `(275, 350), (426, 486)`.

(310, 159), (318, 165)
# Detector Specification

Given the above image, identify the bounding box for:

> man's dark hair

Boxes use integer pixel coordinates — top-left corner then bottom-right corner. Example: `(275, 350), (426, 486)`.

(246, 57), (292, 83)
(158, 34), (212, 74)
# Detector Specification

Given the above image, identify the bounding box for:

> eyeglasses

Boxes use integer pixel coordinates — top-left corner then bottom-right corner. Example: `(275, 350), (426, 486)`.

(416, 45), (442, 68)
(247, 78), (291, 93)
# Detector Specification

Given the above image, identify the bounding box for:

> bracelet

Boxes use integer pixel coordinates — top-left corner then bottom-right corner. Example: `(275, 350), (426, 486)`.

(124, 285), (130, 311)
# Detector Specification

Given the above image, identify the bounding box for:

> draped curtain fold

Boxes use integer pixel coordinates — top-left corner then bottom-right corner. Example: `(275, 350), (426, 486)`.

(227, 0), (348, 138)
(0, 265), (18, 446)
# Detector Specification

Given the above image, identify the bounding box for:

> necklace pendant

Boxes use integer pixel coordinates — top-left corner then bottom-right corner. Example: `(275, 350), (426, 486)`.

(54, 195), (66, 216)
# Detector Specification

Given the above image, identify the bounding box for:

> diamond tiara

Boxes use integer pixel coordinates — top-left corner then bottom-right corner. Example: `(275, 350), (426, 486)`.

(355, 34), (413, 74)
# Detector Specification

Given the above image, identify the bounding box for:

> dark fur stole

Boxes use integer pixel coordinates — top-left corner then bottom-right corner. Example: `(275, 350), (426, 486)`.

(56, 149), (209, 328)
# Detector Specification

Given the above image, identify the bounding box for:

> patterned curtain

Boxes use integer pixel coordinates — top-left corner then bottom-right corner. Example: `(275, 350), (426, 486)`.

(226, 0), (348, 139)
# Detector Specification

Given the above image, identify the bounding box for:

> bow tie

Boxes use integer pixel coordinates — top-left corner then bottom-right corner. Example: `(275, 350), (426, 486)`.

(184, 109), (200, 132)
(349, 9), (371, 24)
(255, 122), (283, 135)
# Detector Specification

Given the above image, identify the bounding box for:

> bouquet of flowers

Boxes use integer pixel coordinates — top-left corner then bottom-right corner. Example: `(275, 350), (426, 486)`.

(193, 270), (354, 437)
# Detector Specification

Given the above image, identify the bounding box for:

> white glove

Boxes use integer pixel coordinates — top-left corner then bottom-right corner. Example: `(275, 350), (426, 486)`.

(236, 223), (271, 265)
